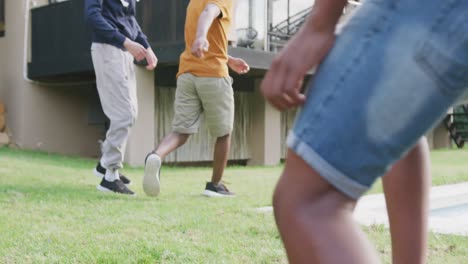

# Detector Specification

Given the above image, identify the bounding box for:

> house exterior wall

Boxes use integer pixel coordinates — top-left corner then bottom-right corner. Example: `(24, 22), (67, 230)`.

(248, 79), (282, 165)
(1, 0), (102, 156)
(0, 34), (5, 103)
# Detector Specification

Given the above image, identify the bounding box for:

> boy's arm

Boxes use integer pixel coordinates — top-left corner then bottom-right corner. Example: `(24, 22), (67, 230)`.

(228, 56), (250, 75)
(261, 0), (347, 111)
(307, 0), (349, 33)
(133, 20), (158, 70)
(133, 18), (151, 49)
(84, 0), (127, 49)
(191, 3), (222, 58)
(84, 0), (156, 69)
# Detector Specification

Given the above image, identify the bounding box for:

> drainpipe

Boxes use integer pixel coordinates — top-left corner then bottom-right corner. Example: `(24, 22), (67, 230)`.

(264, 0), (270, 51)
(248, 0), (253, 29)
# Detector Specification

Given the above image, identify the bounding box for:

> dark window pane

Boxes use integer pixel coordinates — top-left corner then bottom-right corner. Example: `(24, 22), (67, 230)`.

(0, 0), (4, 37)
(49, 0), (69, 4)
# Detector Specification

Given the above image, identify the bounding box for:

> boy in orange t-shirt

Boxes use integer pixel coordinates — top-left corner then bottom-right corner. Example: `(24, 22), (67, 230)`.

(143, 0), (249, 197)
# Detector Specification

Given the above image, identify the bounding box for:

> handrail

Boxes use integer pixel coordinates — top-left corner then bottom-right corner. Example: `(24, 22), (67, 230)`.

(268, 1), (362, 51)
(270, 7), (312, 35)
(443, 104), (468, 148)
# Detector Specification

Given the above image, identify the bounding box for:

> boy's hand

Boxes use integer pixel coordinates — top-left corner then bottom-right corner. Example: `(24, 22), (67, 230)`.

(124, 38), (147, 61)
(145, 48), (158, 70)
(228, 57), (250, 74)
(191, 37), (209, 58)
(261, 27), (335, 111)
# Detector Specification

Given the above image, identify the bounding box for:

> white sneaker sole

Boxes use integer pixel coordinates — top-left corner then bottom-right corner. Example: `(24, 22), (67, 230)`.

(96, 185), (111, 192)
(202, 190), (235, 198)
(143, 154), (161, 197)
(96, 185), (136, 196)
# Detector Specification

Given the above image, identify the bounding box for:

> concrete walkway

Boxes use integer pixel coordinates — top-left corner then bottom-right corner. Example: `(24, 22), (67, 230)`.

(257, 182), (468, 236)
(354, 182), (468, 236)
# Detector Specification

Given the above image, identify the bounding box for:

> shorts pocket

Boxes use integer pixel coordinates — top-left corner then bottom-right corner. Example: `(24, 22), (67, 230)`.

(414, 1), (468, 95)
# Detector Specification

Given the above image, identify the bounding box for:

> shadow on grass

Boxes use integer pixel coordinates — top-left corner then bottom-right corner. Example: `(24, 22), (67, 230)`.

(0, 147), (97, 169)
(0, 183), (155, 203)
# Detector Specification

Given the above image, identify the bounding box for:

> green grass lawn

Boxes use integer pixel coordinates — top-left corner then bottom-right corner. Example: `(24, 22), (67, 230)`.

(1, 147), (468, 263)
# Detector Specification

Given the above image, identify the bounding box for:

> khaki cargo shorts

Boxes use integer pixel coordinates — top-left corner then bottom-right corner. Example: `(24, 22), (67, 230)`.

(172, 73), (234, 138)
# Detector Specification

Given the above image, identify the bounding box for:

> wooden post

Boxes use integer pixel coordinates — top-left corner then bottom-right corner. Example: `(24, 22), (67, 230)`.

(0, 102), (5, 132)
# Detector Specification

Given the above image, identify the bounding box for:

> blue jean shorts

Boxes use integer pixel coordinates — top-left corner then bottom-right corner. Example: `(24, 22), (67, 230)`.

(287, 0), (468, 199)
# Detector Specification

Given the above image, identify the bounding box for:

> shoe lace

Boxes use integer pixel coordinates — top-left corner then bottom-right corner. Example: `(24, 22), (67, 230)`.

(115, 180), (132, 193)
(217, 182), (230, 192)
(115, 179), (125, 189)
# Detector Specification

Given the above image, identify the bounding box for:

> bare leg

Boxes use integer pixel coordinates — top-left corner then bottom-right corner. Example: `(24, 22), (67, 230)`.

(155, 132), (190, 159)
(211, 134), (231, 184)
(273, 150), (381, 264)
(143, 132), (190, 196)
(383, 138), (430, 264)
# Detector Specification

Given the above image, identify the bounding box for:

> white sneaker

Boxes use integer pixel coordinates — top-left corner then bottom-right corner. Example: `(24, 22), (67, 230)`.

(143, 152), (161, 197)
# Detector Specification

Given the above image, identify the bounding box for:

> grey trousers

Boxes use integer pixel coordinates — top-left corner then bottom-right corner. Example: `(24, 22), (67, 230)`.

(91, 43), (138, 171)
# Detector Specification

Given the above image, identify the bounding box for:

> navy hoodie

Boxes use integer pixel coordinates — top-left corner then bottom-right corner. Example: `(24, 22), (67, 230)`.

(84, 0), (149, 49)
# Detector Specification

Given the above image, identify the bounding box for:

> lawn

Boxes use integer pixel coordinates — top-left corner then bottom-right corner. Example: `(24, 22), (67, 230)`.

(1, 147), (468, 263)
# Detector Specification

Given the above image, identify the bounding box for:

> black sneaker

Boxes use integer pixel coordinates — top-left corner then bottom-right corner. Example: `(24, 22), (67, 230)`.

(202, 182), (235, 197)
(97, 178), (135, 195)
(94, 162), (132, 185)
(143, 152), (161, 197)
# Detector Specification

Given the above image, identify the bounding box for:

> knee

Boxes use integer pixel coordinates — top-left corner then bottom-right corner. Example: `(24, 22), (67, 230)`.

(165, 132), (190, 146)
(176, 133), (190, 144)
(130, 108), (138, 125)
(109, 112), (137, 131)
(272, 180), (312, 225)
(216, 133), (231, 141)
(272, 180), (285, 214)
(272, 176), (349, 227)
(122, 108), (138, 127)
(132, 110), (138, 124)
(272, 177), (297, 224)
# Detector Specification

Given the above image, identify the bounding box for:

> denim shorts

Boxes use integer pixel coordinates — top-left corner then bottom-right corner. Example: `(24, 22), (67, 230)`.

(287, 0), (468, 199)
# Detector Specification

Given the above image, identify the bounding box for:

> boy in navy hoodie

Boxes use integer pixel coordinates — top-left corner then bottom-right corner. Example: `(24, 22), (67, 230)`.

(85, 0), (157, 195)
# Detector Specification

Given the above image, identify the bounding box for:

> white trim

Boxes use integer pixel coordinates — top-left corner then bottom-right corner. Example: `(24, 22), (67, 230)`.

(202, 190), (235, 198)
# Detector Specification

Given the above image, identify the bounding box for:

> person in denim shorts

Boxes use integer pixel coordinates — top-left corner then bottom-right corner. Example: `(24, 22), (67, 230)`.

(261, 0), (468, 262)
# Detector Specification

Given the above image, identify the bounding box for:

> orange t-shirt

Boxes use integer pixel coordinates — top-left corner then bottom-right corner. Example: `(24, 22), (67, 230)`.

(177, 0), (233, 78)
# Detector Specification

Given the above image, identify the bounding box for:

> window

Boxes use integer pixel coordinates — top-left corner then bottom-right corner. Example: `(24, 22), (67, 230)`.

(49, 0), (70, 3)
(0, 0), (4, 37)
(267, 0), (315, 51)
(234, 0), (267, 50)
